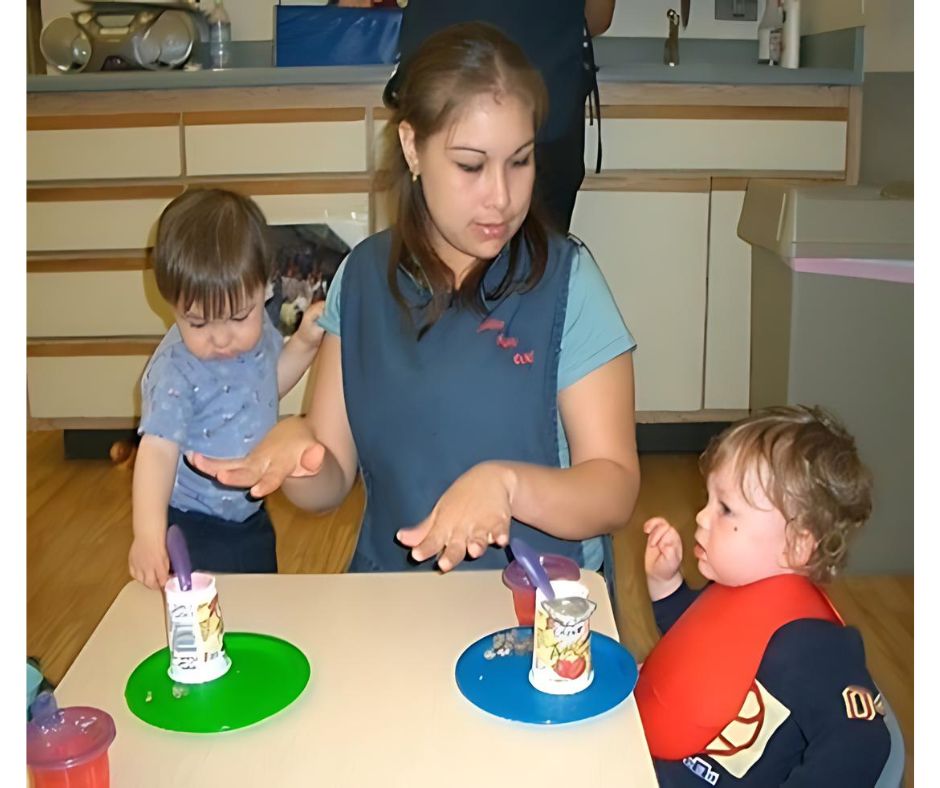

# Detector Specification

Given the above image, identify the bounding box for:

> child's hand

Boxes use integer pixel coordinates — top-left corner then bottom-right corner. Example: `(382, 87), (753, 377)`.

(294, 301), (326, 352)
(129, 536), (170, 590)
(643, 516), (684, 601)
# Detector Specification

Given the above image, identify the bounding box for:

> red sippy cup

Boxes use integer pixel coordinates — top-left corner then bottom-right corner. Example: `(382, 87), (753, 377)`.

(27, 691), (116, 788)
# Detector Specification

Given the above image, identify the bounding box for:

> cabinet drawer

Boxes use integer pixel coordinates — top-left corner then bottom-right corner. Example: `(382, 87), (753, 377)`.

(571, 189), (709, 412)
(28, 355), (148, 418)
(28, 354), (312, 419)
(27, 196), (175, 252)
(27, 270), (172, 338)
(586, 119), (847, 172)
(27, 126), (182, 181)
(185, 121), (367, 176)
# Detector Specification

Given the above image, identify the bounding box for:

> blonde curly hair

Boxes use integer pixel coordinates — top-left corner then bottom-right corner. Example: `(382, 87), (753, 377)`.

(699, 405), (873, 583)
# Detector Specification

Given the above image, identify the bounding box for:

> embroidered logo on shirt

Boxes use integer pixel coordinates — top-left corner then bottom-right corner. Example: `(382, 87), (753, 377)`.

(478, 318), (534, 366)
(477, 318), (505, 333)
(683, 756), (720, 785)
(843, 686), (884, 720)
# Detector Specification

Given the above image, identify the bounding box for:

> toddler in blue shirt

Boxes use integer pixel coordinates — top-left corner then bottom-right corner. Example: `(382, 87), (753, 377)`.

(129, 189), (324, 589)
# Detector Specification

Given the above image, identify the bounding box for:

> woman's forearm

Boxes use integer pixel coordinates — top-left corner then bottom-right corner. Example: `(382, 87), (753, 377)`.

(280, 446), (355, 513)
(502, 456), (640, 540)
(585, 0), (616, 36)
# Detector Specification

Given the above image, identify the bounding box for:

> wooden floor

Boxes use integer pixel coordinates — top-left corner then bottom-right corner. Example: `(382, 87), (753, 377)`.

(27, 431), (914, 785)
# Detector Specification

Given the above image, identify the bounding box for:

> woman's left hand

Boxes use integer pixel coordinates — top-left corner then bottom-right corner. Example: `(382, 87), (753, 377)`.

(396, 462), (517, 572)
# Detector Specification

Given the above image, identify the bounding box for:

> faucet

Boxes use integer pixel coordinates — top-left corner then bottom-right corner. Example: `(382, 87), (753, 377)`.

(664, 9), (680, 67)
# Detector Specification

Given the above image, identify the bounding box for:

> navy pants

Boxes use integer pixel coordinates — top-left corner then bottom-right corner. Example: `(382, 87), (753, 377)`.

(168, 505), (278, 574)
(534, 123), (586, 234)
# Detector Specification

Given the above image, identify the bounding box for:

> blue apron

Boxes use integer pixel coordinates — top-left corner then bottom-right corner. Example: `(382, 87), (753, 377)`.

(340, 229), (584, 572)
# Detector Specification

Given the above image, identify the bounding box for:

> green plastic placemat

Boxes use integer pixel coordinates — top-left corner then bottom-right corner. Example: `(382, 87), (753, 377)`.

(125, 632), (310, 733)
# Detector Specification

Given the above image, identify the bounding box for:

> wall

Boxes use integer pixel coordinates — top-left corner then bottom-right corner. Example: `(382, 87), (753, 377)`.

(605, 0), (758, 40)
(859, 72), (913, 185)
(40, 0), (763, 43)
(803, 0), (912, 72)
(801, 0), (914, 184)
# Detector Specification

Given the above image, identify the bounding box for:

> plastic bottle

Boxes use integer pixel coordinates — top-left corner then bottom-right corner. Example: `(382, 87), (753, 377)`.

(757, 0), (783, 65)
(207, 0), (231, 70)
(781, 0), (801, 69)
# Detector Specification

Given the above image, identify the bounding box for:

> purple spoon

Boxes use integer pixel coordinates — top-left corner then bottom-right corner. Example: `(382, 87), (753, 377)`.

(166, 524), (193, 591)
(509, 537), (555, 601)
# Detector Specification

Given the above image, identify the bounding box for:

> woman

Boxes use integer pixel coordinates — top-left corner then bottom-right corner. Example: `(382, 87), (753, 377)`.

(193, 22), (639, 576)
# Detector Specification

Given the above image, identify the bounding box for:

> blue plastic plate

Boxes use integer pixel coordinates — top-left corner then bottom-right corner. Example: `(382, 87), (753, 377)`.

(455, 627), (638, 725)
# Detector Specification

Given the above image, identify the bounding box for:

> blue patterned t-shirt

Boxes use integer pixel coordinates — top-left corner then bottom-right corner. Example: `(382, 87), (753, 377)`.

(138, 313), (283, 522)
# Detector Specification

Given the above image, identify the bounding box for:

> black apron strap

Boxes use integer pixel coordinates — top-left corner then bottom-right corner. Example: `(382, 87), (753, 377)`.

(582, 23), (602, 174)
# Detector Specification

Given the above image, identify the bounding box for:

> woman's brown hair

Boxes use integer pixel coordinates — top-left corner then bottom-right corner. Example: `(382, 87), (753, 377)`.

(700, 405), (873, 582)
(380, 21), (552, 333)
(153, 188), (271, 320)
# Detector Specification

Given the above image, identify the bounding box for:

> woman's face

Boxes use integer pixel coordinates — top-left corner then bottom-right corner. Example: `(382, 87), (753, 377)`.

(399, 92), (537, 281)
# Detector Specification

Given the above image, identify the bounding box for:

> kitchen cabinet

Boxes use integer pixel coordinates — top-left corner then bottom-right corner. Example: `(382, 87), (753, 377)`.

(27, 192), (178, 252)
(28, 353), (151, 420)
(25, 81), (859, 427)
(27, 268), (171, 338)
(27, 124), (182, 181)
(571, 187), (710, 412)
(704, 188), (751, 409)
(586, 115), (847, 173)
(184, 109), (367, 176)
(26, 184), (367, 422)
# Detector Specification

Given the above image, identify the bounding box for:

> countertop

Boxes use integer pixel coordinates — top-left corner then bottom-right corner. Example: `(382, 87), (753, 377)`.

(26, 29), (863, 94)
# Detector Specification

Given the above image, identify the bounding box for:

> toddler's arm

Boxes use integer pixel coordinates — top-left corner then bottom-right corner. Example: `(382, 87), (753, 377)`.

(129, 434), (178, 590)
(643, 516), (685, 601)
(278, 301), (326, 397)
(773, 621), (892, 786)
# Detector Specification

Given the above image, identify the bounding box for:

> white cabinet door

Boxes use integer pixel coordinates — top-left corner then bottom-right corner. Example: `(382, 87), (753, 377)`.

(571, 190), (709, 412)
(704, 190), (752, 410)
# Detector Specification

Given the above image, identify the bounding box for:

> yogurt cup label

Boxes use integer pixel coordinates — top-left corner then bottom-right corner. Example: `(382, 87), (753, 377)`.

(164, 572), (231, 684)
(529, 579), (597, 695)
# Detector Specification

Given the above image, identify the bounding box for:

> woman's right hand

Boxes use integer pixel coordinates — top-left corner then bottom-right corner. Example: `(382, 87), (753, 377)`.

(188, 416), (327, 499)
(643, 516), (684, 601)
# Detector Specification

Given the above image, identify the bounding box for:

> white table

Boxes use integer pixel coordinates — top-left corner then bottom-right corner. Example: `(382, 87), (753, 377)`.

(55, 571), (657, 787)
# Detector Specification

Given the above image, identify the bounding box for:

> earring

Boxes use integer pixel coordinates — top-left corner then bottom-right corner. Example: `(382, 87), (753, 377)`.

(411, 171), (418, 183)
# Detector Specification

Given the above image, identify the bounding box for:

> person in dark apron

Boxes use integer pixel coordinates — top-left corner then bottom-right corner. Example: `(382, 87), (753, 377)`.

(192, 22), (638, 582)
(384, 0), (615, 233)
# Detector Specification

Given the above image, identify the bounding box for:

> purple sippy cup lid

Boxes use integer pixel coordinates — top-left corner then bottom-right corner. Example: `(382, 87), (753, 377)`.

(501, 552), (581, 590)
(26, 691), (115, 771)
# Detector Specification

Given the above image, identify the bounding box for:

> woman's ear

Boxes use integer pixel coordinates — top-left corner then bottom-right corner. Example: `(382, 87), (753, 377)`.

(398, 121), (419, 175)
